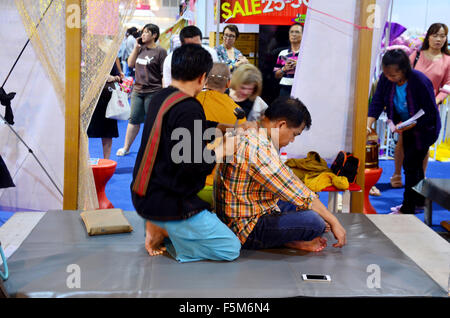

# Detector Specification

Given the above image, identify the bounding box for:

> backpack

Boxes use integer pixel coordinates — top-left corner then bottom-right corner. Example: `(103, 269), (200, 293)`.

(330, 151), (360, 183)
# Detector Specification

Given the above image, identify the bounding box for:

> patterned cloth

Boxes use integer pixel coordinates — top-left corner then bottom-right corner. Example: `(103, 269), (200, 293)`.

(214, 128), (318, 244)
(215, 44), (243, 71)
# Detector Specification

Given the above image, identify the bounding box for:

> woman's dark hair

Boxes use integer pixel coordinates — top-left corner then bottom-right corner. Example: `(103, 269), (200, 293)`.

(127, 27), (138, 38)
(171, 44), (213, 81)
(421, 23), (449, 55)
(223, 25), (240, 39)
(265, 96), (312, 129)
(143, 23), (160, 42)
(382, 49), (412, 79)
(180, 26), (203, 44)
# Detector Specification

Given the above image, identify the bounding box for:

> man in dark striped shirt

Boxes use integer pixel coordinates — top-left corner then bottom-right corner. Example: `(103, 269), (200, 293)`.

(274, 23), (303, 97)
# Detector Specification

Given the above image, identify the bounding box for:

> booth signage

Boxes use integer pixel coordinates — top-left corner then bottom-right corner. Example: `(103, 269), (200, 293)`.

(220, 0), (308, 25)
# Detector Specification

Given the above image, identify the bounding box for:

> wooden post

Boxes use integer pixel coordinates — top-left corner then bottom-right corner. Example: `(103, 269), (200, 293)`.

(63, 0), (81, 210)
(351, 0), (375, 213)
(216, 0), (221, 48)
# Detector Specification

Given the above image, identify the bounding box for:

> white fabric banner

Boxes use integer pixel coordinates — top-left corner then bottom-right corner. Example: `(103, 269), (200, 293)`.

(285, 0), (390, 163)
(0, 0), (64, 210)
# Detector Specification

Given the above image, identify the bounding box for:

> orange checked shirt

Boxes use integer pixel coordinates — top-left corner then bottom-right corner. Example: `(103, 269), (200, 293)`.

(213, 128), (318, 244)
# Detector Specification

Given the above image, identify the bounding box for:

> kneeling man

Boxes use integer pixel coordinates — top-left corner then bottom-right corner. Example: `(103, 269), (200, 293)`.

(131, 44), (241, 262)
(214, 97), (347, 252)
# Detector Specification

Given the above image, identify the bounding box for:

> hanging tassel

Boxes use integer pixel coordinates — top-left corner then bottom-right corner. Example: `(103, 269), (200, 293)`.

(0, 87), (15, 125)
(0, 155), (15, 189)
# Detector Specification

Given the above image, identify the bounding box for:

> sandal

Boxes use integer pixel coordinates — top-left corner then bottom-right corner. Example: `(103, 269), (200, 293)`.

(369, 186), (381, 196)
(389, 205), (403, 214)
(116, 148), (130, 156)
(390, 174), (403, 188)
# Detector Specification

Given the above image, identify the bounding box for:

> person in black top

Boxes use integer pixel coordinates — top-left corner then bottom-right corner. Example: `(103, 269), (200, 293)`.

(87, 62), (121, 159)
(227, 63), (268, 121)
(131, 44), (241, 262)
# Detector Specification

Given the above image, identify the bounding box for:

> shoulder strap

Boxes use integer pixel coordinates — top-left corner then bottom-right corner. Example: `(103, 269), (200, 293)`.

(413, 50), (421, 69)
(132, 90), (191, 196)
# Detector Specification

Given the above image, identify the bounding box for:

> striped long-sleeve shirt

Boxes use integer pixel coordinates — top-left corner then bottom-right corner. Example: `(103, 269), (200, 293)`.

(213, 128), (317, 244)
(273, 48), (299, 87)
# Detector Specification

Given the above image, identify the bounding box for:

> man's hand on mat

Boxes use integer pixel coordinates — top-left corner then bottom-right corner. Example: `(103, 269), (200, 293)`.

(324, 222), (331, 233)
(310, 198), (346, 248)
(330, 221), (347, 248)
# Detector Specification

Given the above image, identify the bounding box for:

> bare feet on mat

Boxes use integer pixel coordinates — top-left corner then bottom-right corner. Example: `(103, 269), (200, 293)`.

(145, 221), (168, 256)
(286, 237), (328, 252)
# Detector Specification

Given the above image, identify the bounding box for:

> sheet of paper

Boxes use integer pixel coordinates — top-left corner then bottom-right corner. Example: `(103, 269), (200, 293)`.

(397, 109), (425, 129)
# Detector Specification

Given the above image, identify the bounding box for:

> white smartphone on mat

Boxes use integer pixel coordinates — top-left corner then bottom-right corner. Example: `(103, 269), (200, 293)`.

(301, 274), (331, 282)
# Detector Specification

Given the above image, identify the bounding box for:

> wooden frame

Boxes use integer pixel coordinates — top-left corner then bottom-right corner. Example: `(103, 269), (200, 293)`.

(351, 0), (376, 213)
(63, 0), (81, 210)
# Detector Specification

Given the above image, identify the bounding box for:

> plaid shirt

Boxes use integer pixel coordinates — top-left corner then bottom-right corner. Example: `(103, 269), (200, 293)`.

(213, 129), (318, 244)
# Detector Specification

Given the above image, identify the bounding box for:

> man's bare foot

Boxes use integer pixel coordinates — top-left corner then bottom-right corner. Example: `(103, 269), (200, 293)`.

(285, 237), (328, 252)
(145, 221), (168, 256)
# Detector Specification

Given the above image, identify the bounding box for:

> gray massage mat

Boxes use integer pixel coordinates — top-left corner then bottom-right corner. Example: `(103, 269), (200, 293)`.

(3, 211), (447, 297)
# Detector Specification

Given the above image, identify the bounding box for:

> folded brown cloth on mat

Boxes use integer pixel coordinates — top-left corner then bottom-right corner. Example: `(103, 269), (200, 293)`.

(80, 209), (133, 236)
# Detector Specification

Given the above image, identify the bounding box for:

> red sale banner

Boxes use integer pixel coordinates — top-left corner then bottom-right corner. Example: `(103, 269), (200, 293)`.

(220, 0), (308, 25)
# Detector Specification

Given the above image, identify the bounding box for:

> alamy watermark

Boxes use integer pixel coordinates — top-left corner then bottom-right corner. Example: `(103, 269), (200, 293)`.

(170, 120), (282, 165)
(66, 4), (81, 29)
(66, 264), (81, 289)
(366, 264), (381, 289)
(366, 4), (382, 29)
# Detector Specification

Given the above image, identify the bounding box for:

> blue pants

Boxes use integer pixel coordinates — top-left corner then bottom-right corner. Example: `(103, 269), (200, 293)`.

(242, 201), (326, 250)
(152, 210), (241, 263)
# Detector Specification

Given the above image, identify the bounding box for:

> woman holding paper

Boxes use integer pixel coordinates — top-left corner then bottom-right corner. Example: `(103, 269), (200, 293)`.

(391, 23), (450, 188)
(367, 49), (441, 214)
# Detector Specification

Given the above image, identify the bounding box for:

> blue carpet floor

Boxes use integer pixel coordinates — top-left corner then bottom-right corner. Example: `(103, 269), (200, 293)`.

(1, 119), (449, 233)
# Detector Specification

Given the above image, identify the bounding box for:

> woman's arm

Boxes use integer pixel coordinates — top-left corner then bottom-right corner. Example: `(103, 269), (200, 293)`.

(436, 62), (450, 104)
(115, 57), (124, 79)
(368, 74), (388, 120)
(127, 41), (141, 69)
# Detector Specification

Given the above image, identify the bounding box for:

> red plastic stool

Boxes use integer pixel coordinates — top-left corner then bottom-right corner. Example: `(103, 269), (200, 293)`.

(91, 159), (117, 209)
(322, 183), (362, 213)
(364, 168), (383, 214)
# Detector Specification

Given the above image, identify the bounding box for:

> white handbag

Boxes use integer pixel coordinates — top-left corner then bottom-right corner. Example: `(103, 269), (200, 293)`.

(105, 83), (131, 120)
(247, 96), (268, 121)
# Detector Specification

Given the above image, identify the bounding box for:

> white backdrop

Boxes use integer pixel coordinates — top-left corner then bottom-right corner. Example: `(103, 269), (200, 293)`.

(284, 0), (391, 162)
(0, 0), (64, 210)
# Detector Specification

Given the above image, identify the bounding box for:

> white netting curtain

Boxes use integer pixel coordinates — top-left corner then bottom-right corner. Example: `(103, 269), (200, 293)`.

(0, 0), (135, 211)
(77, 0), (135, 210)
(0, 0), (64, 210)
(286, 0), (391, 162)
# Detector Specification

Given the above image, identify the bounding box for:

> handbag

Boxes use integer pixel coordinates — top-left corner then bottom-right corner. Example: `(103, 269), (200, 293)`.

(247, 96), (268, 121)
(105, 83), (131, 120)
(330, 151), (360, 183)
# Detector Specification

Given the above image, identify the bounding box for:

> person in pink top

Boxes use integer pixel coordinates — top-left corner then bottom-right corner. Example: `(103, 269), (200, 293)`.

(390, 23), (450, 189)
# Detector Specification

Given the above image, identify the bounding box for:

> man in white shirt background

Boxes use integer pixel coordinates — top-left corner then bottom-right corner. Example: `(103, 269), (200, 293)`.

(163, 25), (218, 87)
